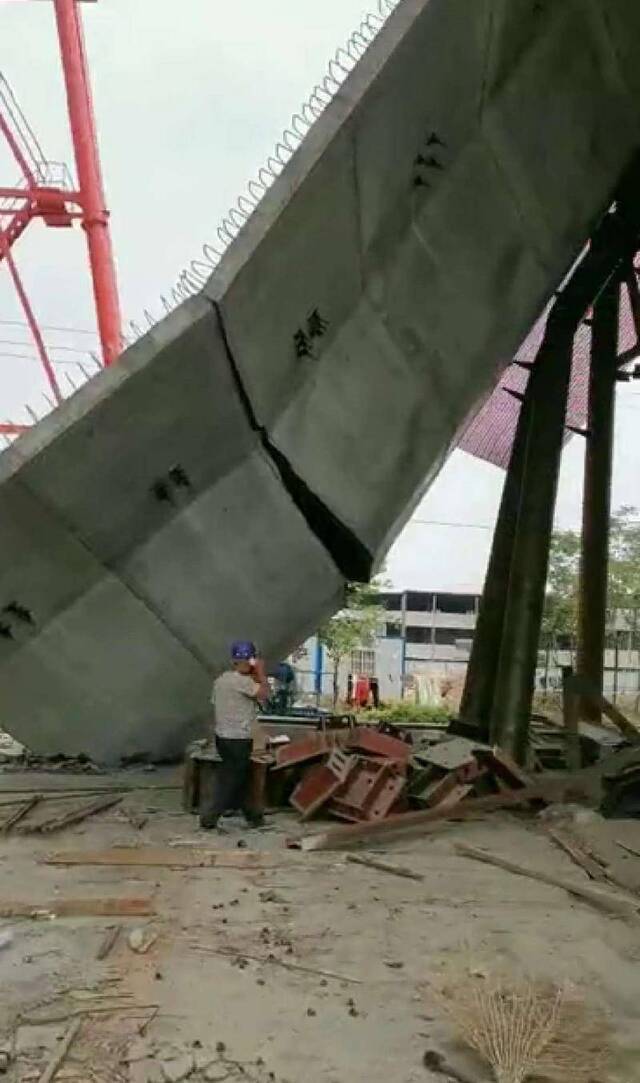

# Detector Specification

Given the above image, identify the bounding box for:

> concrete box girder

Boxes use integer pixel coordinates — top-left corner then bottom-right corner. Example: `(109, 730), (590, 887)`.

(1, 0), (639, 760)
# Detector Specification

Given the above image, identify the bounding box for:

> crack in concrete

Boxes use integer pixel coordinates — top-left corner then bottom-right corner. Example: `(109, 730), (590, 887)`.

(212, 300), (372, 584)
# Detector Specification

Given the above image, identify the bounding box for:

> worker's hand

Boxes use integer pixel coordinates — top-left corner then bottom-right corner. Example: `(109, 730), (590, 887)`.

(252, 656), (270, 704)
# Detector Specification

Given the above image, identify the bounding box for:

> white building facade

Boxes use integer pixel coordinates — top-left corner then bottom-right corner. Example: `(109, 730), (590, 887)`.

(289, 591), (640, 706)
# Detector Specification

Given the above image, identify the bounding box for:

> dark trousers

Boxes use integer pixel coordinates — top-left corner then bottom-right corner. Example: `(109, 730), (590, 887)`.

(207, 736), (253, 820)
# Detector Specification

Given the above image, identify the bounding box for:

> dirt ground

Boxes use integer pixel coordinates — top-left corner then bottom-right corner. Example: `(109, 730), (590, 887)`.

(1, 768), (640, 1083)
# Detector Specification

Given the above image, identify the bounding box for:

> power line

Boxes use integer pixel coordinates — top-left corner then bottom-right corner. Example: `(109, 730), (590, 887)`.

(408, 518), (493, 530)
(0, 318), (98, 337)
(0, 351), (94, 368)
(0, 338), (94, 354)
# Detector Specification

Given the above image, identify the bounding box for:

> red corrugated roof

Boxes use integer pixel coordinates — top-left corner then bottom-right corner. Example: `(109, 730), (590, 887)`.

(457, 283), (638, 469)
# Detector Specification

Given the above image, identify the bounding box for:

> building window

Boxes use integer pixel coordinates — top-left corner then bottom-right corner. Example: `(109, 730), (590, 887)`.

(406, 626), (431, 644)
(350, 648), (376, 676)
(433, 627), (475, 646)
(406, 592), (435, 612)
(435, 593), (476, 614)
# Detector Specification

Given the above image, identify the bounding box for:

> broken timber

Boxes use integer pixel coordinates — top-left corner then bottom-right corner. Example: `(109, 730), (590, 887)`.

(345, 852), (424, 881)
(545, 827), (609, 882)
(568, 672), (640, 744)
(20, 794), (124, 835)
(44, 846), (277, 868)
(38, 1017), (83, 1083)
(455, 842), (640, 922)
(96, 925), (122, 960)
(0, 795), (41, 833)
(290, 776), (582, 851)
(0, 897), (155, 919)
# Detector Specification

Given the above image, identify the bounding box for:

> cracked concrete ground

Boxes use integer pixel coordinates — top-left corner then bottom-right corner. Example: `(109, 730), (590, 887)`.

(1, 768), (640, 1082)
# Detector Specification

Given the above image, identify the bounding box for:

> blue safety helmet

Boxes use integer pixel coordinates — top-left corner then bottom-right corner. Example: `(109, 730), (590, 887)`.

(231, 640), (257, 661)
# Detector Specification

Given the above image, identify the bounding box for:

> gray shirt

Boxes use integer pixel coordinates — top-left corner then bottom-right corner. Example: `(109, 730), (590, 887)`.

(212, 670), (259, 739)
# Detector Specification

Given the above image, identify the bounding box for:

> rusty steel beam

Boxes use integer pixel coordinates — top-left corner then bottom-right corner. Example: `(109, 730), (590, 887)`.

(576, 276), (621, 721)
(489, 168), (640, 763)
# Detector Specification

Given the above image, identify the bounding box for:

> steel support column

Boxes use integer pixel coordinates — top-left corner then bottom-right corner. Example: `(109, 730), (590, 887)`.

(576, 277), (621, 721)
(459, 384), (532, 739)
(488, 169), (640, 762)
(488, 321), (573, 758)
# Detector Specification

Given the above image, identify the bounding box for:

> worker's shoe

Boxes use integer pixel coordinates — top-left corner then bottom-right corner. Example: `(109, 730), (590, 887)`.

(200, 813), (221, 831)
(244, 811), (265, 829)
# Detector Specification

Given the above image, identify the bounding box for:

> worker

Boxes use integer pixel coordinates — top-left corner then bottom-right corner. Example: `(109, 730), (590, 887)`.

(200, 640), (269, 831)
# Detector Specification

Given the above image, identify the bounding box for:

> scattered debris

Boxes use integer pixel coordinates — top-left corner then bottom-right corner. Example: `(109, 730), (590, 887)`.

(37, 1016), (83, 1083)
(290, 776), (577, 851)
(345, 852), (423, 881)
(128, 925), (159, 954)
(601, 747), (640, 818)
(455, 842), (640, 921)
(0, 896), (155, 919)
(265, 725), (554, 832)
(137, 1004), (160, 1036)
(44, 846), (275, 869)
(545, 827), (609, 882)
(20, 794), (124, 835)
(0, 928), (14, 952)
(0, 795), (41, 833)
(545, 828), (638, 897)
(96, 925), (121, 960)
(195, 944), (362, 985)
(159, 1052), (193, 1081)
(616, 839), (640, 859)
(120, 805), (149, 830)
(290, 749), (355, 820)
(272, 732), (336, 772)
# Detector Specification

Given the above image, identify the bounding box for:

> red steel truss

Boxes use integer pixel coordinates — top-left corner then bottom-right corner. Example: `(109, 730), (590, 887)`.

(0, 0), (121, 431)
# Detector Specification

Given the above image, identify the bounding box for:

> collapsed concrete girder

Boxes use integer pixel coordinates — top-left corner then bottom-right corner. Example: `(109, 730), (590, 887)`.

(1, 0), (640, 761)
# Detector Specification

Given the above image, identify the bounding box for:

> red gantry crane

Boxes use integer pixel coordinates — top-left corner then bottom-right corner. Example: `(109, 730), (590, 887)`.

(0, 0), (121, 436)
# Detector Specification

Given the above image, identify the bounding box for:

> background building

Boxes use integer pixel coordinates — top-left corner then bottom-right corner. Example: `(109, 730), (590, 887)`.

(290, 591), (640, 706)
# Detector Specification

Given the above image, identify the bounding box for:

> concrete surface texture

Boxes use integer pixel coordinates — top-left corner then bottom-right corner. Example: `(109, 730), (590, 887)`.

(1, 0), (640, 760)
(1, 774), (640, 1082)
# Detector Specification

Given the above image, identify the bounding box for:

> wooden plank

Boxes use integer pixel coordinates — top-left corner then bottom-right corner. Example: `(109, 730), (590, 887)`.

(0, 897), (155, 919)
(21, 794), (124, 835)
(546, 827), (609, 881)
(38, 1017), (83, 1083)
(96, 925), (121, 960)
(0, 795), (41, 833)
(617, 840), (640, 860)
(195, 945), (362, 985)
(346, 853), (423, 881)
(484, 747), (532, 788)
(0, 784), (181, 801)
(44, 846), (275, 869)
(455, 842), (640, 922)
(570, 672), (640, 743)
(291, 776), (579, 851)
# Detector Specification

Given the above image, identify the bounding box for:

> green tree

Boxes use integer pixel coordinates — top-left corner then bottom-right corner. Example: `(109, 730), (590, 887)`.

(317, 577), (390, 706)
(608, 506), (640, 609)
(543, 506), (640, 649)
(542, 529), (581, 647)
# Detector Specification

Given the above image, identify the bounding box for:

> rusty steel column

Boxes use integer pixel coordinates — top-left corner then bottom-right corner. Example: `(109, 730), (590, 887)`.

(576, 277), (621, 721)
(488, 321), (574, 759)
(459, 382), (533, 739)
(488, 176), (640, 762)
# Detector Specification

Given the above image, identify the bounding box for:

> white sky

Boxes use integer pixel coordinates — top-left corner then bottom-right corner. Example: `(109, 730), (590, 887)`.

(1, 0), (640, 593)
